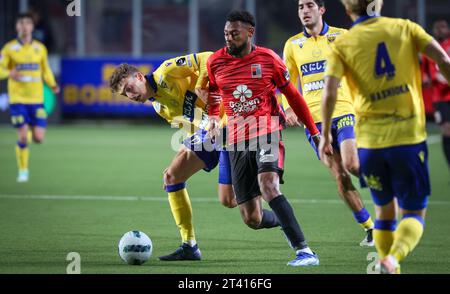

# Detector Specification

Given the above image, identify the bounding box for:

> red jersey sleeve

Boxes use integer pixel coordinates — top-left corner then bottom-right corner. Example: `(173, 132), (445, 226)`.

(272, 53), (291, 89)
(280, 82), (319, 136)
(207, 56), (221, 117)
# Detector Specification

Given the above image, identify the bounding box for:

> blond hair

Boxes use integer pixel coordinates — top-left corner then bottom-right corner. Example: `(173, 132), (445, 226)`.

(341, 0), (383, 16)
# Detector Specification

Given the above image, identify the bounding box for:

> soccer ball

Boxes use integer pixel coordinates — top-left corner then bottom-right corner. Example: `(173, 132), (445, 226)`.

(118, 231), (153, 265)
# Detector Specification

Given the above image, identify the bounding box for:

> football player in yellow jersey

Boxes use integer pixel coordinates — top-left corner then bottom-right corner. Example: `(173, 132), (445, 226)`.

(282, 0), (374, 247)
(109, 53), (236, 261)
(320, 0), (450, 273)
(0, 13), (59, 183)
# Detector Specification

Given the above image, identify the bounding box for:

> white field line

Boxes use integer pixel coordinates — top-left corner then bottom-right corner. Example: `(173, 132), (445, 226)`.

(0, 194), (449, 205)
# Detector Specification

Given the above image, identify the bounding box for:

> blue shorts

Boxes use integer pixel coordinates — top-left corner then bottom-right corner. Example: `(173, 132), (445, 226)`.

(305, 114), (355, 159)
(183, 129), (220, 172)
(358, 142), (430, 211)
(10, 104), (47, 128)
(218, 150), (232, 185)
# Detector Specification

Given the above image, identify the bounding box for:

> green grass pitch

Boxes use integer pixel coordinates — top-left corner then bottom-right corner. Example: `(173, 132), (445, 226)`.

(0, 123), (449, 274)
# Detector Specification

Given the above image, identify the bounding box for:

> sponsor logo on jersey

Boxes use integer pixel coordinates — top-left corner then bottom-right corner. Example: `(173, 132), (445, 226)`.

(16, 63), (40, 71)
(229, 85), (260, 114)
(303, 79), (325, 92)
(300, 60), (326, 76)
(176, 57), (187, 66)
(292, 37), (307, 49)
(183, 90), (198, 122)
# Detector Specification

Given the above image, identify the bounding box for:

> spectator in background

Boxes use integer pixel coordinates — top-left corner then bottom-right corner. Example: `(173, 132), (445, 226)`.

(422, 19), (450, 168)
(29, 7), (55, 52)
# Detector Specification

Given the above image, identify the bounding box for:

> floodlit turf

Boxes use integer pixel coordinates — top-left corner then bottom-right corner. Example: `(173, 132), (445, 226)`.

(0, 123), (449, 274)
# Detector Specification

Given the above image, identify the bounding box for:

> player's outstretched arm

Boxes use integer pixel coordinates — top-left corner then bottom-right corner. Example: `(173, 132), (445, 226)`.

(423, 39), (450, 84)
(279, 82), (319, 136)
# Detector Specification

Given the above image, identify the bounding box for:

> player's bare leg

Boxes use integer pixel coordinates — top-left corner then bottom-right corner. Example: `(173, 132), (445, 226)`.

(31, 126), (46, 144)
(324, 147), (374, 246)
(340, 138), (359, 177)
(159, 146), (205, 261)
(218, 184), (237, 208)
(16, 124), (29, 182)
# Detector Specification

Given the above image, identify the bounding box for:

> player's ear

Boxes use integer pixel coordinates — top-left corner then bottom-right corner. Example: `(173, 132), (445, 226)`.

(320, 6), (326, 16)
(135, 72), (145, 81)
(248, 26), (255, 38)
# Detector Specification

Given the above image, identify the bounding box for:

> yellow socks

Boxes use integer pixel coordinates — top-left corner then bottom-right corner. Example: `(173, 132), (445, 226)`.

(353, 208), (374, 230)
(374, 220), (396, 259)
(166, 183), (196, 244)
(16, 141), (29, 171)
(374, 215), (425, 264)
(389, 215), (424, 263)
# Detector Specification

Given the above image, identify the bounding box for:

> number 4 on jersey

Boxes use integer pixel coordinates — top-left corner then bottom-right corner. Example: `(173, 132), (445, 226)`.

(375, 42), (396, 79)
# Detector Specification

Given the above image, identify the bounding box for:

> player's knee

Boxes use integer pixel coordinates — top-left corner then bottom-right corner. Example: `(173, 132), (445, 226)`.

(335, 172), (354, 192)
(243, 215), (262, 230)
(33, 136), (44, 144)
(259, 180), (280, 199)
(344, 160), (359, 176)
(163, 169), (177, 186)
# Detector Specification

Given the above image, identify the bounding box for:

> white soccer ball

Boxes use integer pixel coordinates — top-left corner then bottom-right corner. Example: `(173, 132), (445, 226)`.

(118, 231), (153, 265)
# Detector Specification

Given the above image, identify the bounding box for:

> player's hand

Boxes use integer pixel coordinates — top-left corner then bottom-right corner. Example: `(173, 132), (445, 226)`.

(318, 133), (334, 166)
(195, 88), (209, 104)
(9, 69), (22, 81)
(285, 108), (302, 127)
(52, 85), (60, 94)
(207, 117), (220, 142)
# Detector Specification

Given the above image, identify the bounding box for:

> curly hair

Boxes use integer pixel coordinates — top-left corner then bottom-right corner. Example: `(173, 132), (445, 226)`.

(109, 64), (139, 94)
(226, 10), (256, 27)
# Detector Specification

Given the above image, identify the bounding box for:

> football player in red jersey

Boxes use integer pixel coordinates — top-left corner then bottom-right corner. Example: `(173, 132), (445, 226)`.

(432, 20), (450, 167)
(207, 10), (331, 267)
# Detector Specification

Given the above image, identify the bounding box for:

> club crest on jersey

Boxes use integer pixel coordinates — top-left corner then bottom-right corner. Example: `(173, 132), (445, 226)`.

(251, 64), (262, 78)
(327, 32), (340, 43)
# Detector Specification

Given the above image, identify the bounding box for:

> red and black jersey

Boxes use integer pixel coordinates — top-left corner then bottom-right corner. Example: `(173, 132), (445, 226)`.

(208, 46), (318, 144)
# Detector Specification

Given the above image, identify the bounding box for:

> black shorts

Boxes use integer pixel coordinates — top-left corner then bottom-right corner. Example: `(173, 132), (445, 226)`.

(434, 101), (450, 125)
(228, 132), (285, 205)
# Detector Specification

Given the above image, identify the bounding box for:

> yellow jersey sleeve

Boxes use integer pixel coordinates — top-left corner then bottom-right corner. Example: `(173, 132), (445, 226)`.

(40, 44), (57, 88)
(194, 52), (212, 90)
(407, 20), (434, 52)
(325, 48), (346, 79)
(281, 39), (300, 110)
(0, 44), (11, 79)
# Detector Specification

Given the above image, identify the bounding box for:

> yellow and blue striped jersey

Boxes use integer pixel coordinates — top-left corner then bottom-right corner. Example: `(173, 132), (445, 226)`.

(147, 52), (212, 136)
(326, 16), (434, 148)
(282, 23), (354, 123)
(0, 39), (57, 104)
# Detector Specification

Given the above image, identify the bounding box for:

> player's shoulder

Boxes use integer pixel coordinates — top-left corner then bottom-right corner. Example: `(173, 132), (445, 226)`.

(31, 40), (48, 52)
(285, 32), (307, 47)
(327, 26), (347, 35)
(255, 46), (283, 61)
(2, 39), (21, 51)
(207, 48), (229, 68)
